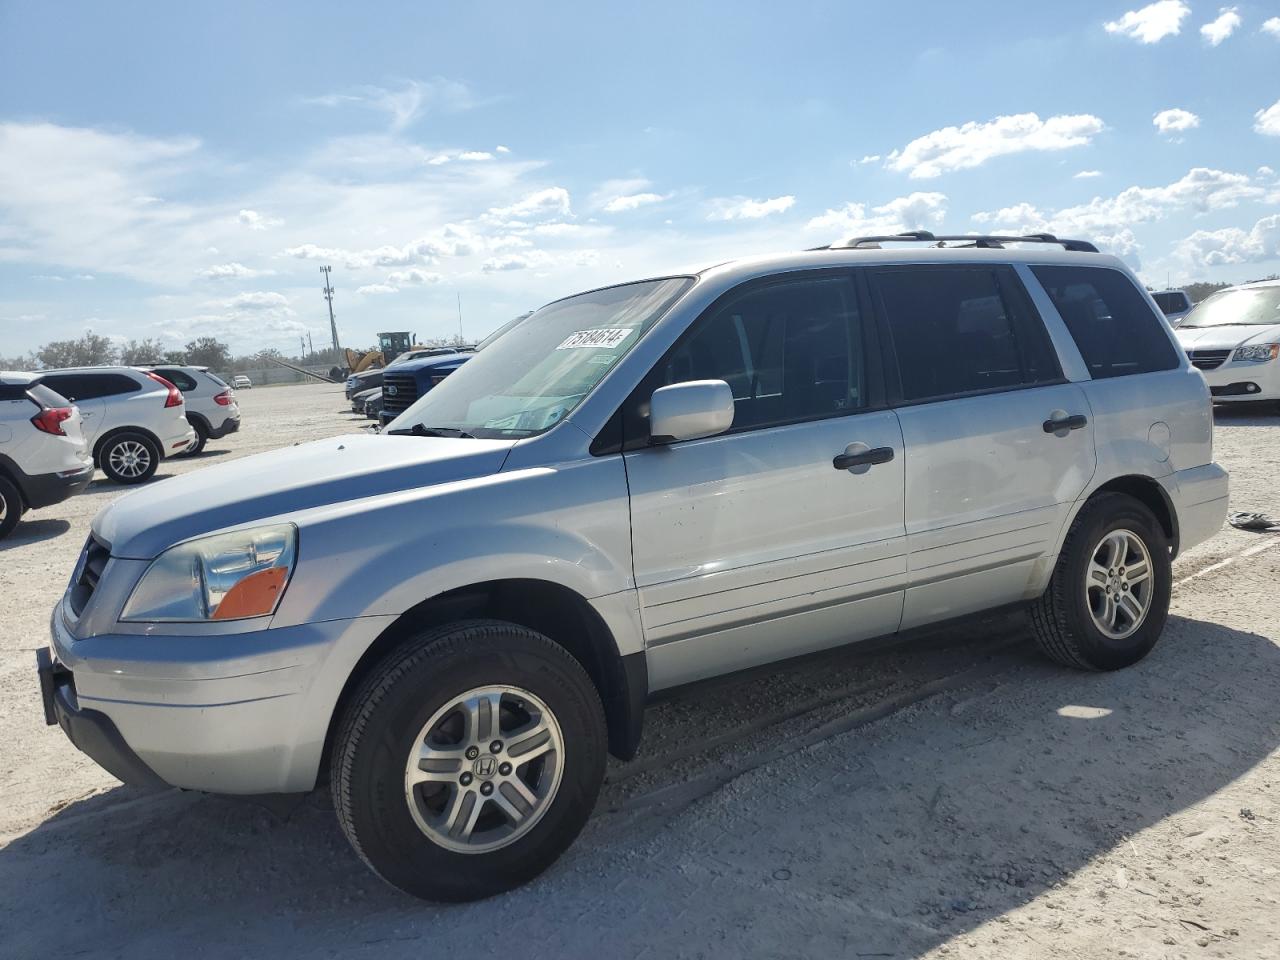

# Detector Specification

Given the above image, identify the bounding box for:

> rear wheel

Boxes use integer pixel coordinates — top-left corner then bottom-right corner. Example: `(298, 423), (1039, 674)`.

(1031, 493), (1171, 670)
(186, 419), (209, 456)
(0, 476), (22, 539)
(98, 432), (160, 484)
(332, 620), (606, 901)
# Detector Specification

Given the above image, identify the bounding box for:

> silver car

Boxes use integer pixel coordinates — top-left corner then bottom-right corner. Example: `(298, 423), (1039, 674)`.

(39, 233), (1228, 901)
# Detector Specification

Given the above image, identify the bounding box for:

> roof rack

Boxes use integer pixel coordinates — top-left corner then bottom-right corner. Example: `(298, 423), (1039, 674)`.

(809, 230), (1099, 253)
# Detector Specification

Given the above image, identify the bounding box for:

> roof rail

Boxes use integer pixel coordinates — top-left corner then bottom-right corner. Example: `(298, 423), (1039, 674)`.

(811, 231), (1099, 253)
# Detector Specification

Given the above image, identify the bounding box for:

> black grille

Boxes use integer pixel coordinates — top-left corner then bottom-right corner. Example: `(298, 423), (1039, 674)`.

(69, 535), (109, 616)
(381, 372), (420, 416)
(1187, 349), (1230, 371)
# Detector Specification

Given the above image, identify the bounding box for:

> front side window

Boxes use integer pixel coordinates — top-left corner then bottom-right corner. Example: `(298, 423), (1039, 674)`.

(654, 274), (864, 433)
(386, 277), (692, 439)
(872, 267), (1057, 402)
(1179, 286), (1280, 328)
(1032, 265), (1179, 379)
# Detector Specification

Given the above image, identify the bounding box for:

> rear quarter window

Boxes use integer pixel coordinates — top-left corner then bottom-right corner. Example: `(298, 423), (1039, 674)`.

(156, 369), (199, 391)
(42, 373), (141, 401)
(1031, 266), (1180, 379)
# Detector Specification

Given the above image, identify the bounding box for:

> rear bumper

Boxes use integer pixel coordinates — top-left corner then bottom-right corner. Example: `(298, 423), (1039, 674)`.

(15, 463), (94, 510)
(206, 415), (241, 439)
(1164, 462), (1230, 554)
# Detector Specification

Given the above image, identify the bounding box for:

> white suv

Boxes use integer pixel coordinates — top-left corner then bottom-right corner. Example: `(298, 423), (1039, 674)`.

(146, 365), (241, 455)
(39, 234), (1228, 901)
(36, 367), (195, 483)
(0, 372), (93, 538)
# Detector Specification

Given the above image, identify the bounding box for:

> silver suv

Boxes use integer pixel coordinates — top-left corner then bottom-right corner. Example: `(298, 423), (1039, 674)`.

(39, 234), (1228, 901)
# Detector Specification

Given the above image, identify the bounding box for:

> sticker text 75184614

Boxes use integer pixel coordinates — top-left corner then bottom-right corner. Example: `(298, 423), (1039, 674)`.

(556, 328), (633, 350)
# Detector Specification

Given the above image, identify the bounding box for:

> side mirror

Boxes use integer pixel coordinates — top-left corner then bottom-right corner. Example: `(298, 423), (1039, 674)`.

(649, 380), (735, 443)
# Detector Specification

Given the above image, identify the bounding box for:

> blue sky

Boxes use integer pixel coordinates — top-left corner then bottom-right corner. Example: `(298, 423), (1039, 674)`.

(2, 0), (1278, 356)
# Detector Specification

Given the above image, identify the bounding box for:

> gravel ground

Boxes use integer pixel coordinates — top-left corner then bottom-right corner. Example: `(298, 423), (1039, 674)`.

(2, 383), (1279, 959)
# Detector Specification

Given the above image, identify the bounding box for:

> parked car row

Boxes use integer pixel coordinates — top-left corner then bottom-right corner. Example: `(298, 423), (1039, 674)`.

(0, 364), (243, 539)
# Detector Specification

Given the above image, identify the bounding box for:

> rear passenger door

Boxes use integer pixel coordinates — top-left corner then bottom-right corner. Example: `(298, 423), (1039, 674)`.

(867, 264), (1097, 629)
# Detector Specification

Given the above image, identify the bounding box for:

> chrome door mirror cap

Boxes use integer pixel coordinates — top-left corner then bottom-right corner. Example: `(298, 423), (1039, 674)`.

(649, 380), (735, 443)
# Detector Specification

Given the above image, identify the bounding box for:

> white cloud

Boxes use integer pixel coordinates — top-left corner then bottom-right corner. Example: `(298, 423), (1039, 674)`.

(1263, 17), (1280, 37)
(495, 145), (511, 153)
(1259, 165), (1277, 177)
(858, 154), (881, 164)
(356, 283), (399, 295)
(198, 262), (273, 279)
(237, 208), (282, 230)
(305, 78), (475, 132)
(385, 268), (442, 285)
(1175, 214), (1280, 266)
(1153, 108), (1200, 136)
(484, 187), (572, 224)
(458, 151), (494, 161)
(1074, 170), (1103, 179)
(603, 192), (666, 213)
(1255, 99), (1280, 136)
(885, 112), (1105, 179)
(707, 195), (796, 221)
(973, 167), (1267, 259)
(1200, 7), (1241, 45)
(1104, 1), (1190, 43)
(224, 291), (290, 310)
(807, 192), (947, 238)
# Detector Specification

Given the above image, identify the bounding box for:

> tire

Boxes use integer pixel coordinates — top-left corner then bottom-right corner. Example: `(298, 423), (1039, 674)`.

(332, 620), (607, 902)
(0, 475), (22, 540)
(1031, 493), (1172, 671)
(186, 419), (209, 456)
(98, 432), (160, 484)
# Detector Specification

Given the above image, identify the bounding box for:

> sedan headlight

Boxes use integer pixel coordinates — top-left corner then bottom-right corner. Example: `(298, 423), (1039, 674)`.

(121, 524), (297, 622)
(1234, 343), (1280, 363)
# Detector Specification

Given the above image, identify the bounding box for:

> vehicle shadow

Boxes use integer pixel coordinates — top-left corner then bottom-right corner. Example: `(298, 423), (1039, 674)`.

(0, 518), (71, 552)
(1213, 402), (1280, 425)
(0, 614), (1275, 957)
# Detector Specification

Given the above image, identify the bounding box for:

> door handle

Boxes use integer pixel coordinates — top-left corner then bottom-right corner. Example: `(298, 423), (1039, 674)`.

(832, 446), (895, 470)
(1042, 413), (1088, 433)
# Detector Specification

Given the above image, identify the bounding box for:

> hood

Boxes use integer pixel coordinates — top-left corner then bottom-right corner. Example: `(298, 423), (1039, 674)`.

(1175, 323), (1280, 350)
(95, 432), (514, 559)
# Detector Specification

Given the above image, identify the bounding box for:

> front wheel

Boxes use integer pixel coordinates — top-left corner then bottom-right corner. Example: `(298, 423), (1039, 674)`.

(98, 432), (160, 484)
(331, 621), (607, 901)
(1031, 493), (1172, 671)
(0, 476), (22, 539)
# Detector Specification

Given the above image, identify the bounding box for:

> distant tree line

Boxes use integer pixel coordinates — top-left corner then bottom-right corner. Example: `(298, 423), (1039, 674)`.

(2, 331), (475, 374)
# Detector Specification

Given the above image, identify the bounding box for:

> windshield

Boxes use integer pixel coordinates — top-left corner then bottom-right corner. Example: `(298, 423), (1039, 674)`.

(1181, 287), (1280, 328)
(385, 277), (692, 439)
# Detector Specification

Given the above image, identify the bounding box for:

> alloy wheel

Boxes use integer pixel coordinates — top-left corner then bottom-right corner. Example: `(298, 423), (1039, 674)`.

(1084, 528), (1154, 640)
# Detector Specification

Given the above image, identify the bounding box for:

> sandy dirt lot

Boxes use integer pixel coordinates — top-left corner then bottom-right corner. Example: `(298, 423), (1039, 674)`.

(2, 383), (1279, 959)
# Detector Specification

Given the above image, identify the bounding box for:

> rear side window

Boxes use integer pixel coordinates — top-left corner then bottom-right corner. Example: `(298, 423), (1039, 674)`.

(156, 368), (199, 391)
(26, 383), (71, 407)
(1032, 266), (1180, 379)
(871, 266), (1060, 402)
(1152, 291), (1189, 315)
(42, 373), (141, 401)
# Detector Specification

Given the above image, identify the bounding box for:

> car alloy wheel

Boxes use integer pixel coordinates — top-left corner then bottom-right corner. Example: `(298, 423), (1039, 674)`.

(404, 684), (564, 854)
(108, 439), (152, 479)
(1084, 528), (1153, 640)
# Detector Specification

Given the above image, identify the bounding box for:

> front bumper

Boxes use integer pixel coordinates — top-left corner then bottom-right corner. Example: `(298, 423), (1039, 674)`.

(42, 604), (394, 794)
(1195, 358), (1280, 402)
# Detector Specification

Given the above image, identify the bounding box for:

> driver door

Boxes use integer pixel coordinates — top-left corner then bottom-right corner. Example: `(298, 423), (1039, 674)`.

(622, 271), (907, 690)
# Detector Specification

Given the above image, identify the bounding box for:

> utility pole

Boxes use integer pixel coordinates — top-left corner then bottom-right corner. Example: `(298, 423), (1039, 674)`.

(456, 292), (464, 343)
(300, 336), (306, 358)
(307, 332), (314, 357)
(321, 265), (340, 355)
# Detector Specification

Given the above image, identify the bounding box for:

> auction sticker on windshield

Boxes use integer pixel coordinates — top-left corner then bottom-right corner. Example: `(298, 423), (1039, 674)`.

(556, 328), (633, 350)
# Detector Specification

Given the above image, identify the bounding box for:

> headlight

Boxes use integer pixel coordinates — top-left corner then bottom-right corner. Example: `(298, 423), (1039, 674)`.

(1234, 343), (1280, 363)
(121, 524), (297, 622)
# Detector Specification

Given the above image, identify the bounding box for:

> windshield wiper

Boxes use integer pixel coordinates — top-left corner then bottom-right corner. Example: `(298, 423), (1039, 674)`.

(385, 424), (476, 439)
